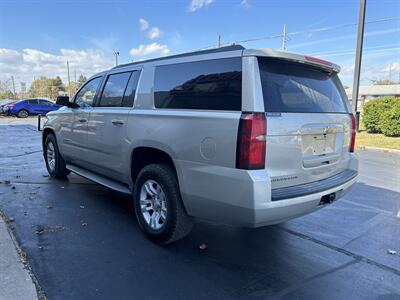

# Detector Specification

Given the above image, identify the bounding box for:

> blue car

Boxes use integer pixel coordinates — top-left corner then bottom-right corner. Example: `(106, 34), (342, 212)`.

(9, 99), (62, 118)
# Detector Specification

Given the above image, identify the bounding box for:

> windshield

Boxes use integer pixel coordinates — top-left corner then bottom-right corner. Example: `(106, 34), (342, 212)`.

(258, 58), (348, 113)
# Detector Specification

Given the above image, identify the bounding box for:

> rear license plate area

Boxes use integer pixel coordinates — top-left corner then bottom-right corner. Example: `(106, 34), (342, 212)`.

(302, 134), (336, 156)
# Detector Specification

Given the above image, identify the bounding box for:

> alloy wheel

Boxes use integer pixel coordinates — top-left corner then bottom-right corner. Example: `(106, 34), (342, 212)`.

(139, 180), (168, 230)
(46, 141), (56, 172)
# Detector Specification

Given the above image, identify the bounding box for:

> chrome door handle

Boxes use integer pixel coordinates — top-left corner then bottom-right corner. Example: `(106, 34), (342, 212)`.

(112, 120), (124, 125)
(78, 118), (87, 123)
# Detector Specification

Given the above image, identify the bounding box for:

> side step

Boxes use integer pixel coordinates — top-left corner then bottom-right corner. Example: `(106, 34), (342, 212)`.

(66, 164), (131, 195)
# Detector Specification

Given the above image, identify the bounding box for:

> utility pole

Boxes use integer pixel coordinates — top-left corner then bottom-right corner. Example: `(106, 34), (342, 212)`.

(11, 76), (16, 99)
(113, 51), (120, 66)
(67, 60), (71, 97)
(281, 24), (287, 50)
(351, 0), (366, 131)
(218, 33), (221, 48)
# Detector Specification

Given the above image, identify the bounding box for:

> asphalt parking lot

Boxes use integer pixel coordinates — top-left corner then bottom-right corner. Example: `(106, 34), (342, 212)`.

(0, 117), (399, 300)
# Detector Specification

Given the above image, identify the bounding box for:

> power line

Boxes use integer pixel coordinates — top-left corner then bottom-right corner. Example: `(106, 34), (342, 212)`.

(287, 16), (400, 37)
(217, 16), (400, 48)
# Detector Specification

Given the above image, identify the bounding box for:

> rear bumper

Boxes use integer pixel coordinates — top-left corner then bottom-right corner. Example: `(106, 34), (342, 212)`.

(175, 154), (358, 227)
(251, 173), (357, 227)
(271, 169), (357, 201)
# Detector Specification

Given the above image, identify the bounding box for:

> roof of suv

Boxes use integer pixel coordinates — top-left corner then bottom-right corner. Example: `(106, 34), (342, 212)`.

(89, 44), (340, 81)
(113, 45), (245, 70)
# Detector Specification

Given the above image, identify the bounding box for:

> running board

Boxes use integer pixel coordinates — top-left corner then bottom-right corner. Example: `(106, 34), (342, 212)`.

(66, 164), (131, 195)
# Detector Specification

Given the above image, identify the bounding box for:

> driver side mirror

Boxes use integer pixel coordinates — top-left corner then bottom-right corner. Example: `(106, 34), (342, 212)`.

(56, 96), (79, 108)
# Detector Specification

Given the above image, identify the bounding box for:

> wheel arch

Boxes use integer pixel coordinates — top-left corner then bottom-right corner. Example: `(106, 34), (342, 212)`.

(130, 146), (178, 185)
(42, 127), (55, 151)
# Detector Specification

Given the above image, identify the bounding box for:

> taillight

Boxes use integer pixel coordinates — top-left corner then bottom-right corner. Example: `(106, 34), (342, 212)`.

(236, 112), (266, 169)
(349, 113), (356, 152)
(304, 55), (333, 66)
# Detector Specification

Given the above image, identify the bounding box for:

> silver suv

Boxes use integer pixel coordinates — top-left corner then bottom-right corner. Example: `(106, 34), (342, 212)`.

(42, 45), (358, 244)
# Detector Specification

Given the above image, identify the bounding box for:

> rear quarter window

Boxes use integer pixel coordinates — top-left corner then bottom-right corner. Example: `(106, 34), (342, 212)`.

(258, 58), (348, 113)
(154, 58), (242, 111)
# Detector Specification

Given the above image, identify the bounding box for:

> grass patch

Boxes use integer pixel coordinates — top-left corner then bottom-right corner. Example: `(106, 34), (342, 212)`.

(356, 130), (400, 150)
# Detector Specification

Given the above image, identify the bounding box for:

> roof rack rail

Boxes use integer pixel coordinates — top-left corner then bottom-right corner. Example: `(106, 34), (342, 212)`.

(113, 44), (245, 69)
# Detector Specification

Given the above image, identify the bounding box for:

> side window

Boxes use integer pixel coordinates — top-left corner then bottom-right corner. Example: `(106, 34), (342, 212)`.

(121, 71), (140, 107)
(28, 99), (38, 104)
(39, 100), (51, 105)
(154, 58), (242, 111)
(99, 72), (131, 107)
(75, 77), (102, 108)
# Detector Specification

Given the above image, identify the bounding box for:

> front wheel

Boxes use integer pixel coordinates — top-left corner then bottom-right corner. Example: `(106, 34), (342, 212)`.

(44, 134), (70, 178)
(17, 109), (29, 118)
(134, 164), (193, 244)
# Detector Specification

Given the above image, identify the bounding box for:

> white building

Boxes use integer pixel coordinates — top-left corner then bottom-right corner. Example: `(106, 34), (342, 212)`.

(345, 84), (400, 110)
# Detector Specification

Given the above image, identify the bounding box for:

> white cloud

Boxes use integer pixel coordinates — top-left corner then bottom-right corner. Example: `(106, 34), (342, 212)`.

(130, 43), (170, 60)
(0, 48), (23, 64)
(147, 27), (162, 40)
(138, 19), (162, 40)
(240, 0), (250, 8)
(139, 18), (149, 31)
(188, 0), (213, 12)
(339, 60), (400, 86)
(0, 48), (113, 89)
(383, 62), (400, 73)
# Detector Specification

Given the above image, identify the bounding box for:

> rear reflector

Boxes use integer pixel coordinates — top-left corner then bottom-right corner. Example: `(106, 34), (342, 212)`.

(304, 55), (333, 67)
(236, 113), (266, 169)
(349, 113), (356, 152)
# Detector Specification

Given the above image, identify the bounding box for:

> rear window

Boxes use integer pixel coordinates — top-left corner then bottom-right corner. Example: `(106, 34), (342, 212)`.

(99, 72), (132, 107)
(154, 58), (242, 111)
(258, 58), (348, 113)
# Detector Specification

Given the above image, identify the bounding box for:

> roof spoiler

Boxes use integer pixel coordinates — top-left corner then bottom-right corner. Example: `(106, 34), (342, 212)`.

(243, 48), (341, 73)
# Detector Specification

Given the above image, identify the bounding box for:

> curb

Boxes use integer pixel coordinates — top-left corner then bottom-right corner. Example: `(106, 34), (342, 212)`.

(357, 146), (400, 153)
(0, 212), (45, 300)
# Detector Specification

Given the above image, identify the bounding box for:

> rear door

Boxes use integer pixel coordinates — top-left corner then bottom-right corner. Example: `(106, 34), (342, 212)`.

(258, 57), (352, 189)
(86, 70), (141, 183)
(38, 99), (53, 114)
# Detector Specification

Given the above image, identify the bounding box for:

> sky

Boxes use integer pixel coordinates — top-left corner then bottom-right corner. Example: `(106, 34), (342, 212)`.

(0, 0), (399, 92)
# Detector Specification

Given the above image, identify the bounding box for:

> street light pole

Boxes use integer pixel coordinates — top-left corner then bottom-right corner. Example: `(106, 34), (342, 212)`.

(351, 0), (367, 131)
(67, 60), (71, 97)
(281, 24), (287, 50)
(113, 51), (120, 66)
(11, 76), (16, 99)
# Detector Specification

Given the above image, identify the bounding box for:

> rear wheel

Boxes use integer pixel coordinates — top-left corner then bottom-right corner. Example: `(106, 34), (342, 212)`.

(17, 109), (29, 118)
(133, 164), (193, 244)
(44, 134), (70, 178)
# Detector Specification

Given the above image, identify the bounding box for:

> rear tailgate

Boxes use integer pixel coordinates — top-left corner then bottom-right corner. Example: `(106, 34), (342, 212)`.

(257, 57), (353, 189)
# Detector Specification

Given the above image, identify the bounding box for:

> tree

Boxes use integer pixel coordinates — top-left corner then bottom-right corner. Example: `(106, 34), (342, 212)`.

(0, 90), (13, 99)
(373, 79), (397, 85)
(0, 79), (13, 99)
(77, 74), (87, 88)
(28, 76), (65, 99)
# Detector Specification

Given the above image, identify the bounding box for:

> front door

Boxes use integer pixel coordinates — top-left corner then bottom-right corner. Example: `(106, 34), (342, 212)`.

(86, 70), (140, 183)
(63, 76), (103, 168)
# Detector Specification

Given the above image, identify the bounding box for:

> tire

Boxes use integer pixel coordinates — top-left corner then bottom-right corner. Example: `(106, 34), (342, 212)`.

(17, 109), (29, 118)
(133, 163), (194, 244)
(44, 134), (70, 178)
